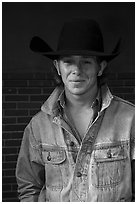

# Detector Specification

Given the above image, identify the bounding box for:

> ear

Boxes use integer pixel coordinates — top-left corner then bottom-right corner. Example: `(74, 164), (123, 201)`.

(98, 60), (107, 76)
(53, 60), (61, 75)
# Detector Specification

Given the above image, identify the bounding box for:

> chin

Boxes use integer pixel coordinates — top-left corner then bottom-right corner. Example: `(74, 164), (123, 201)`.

(66, 82), (93, 95)
(68, 87), (88, 95)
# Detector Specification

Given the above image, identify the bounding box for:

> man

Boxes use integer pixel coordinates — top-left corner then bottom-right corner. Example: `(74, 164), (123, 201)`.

(16, 18), (135, 202)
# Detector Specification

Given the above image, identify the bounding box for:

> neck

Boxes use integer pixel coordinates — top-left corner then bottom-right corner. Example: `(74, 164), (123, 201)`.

(65, 84), (98, 109)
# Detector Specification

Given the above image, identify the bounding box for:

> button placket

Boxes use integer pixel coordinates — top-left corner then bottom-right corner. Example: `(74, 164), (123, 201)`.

(72, 148), (91, 201)
(72, 113), (105, 201)
(65, 131), (80, 163)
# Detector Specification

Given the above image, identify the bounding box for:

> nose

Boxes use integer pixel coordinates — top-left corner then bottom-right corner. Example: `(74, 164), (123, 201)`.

(72, 63), (81, 75)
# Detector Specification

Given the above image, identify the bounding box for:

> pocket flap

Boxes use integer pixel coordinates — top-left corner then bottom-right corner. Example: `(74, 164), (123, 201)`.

(94, 145), (127, 162)
(41, 144), (66, 164)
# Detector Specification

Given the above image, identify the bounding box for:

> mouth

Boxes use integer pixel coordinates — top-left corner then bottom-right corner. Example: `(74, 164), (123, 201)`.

(70, 79), (85, 82)
(69, 80), (85, 87)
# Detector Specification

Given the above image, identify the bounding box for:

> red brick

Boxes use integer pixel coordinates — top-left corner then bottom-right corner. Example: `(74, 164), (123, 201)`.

(32, 72), (53, 80)
(33, 72), (47, 79)
(3, 147), (18, 154)
(2, 184), (11, 192)
(17, 102), (41, 109)
(108, 80), (124, 87)
(124, 80), (135, 86)
(3, 124), (26, 132)
(107, 73), (117, 80)
(117, 73), (135, 80)
(3, 162), (17, 169)
(3, 72), (34, 80)
(2, 191), (18, 199)
(5, 155), (18, 162)
(5, 95), (28, 101)
(3, 197), (19, 202)
(3, 169), (15, 176)
(3, 176), (16, 184)
(28, 80), (54, 87)
(3, 132), (23, 139)
(7, 73), (34, 80)
(3, 80), (27, 87)
(111, 87), (134, 94)
(3, 88), (17, 94)
(17, 117), (31, 124)
(3, 117), (16, 124)
(30, 94), (48, 101)
(3, 103), (16, 109)
(4, 109), (28, 116)
(18, 88), (41, 94)
(5, 139), (22, 147)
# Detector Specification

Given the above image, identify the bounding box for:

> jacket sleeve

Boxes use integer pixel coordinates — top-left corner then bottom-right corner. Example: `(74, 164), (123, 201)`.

(16, 122), (45, 202)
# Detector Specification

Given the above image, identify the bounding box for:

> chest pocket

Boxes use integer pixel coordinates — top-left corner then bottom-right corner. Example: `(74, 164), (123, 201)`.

(41, 144), (66, 190)
(91, 143), (128, 188)
(42, 145), (66, 164)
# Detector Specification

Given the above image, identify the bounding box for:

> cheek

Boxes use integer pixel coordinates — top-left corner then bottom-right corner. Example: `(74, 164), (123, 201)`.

(86, 69), (98, 79)
(60, 69), (70, 83)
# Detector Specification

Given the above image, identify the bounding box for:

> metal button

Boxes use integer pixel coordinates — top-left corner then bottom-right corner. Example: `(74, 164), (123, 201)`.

(47, 152), (51, 161)
(107, 149), (112, 158)
(70, 141), (75, 147)
(77, 172), (82, 177)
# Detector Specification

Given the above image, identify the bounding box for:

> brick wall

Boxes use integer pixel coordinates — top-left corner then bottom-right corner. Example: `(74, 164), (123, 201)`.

(2, 72), (135, 201)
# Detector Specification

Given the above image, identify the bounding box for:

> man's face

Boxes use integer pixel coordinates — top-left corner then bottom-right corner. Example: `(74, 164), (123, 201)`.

(57, 55), (105, 95)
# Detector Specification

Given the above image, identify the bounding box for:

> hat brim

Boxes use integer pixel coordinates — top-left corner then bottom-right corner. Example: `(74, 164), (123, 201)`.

(30, 36), (120, 62)
(43, 50), (119, 61)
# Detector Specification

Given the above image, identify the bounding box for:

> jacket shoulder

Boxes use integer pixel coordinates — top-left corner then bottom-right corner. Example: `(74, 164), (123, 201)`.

(30, 110), (50, 124)
(113, 95), (134, 108)
(26, 110), (53, 142)
(112, 96), (135, 117)
(24, 110), (47, 132)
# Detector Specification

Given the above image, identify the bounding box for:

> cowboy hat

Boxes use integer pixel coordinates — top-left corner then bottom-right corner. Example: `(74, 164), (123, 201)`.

(30, 18), (121, 62)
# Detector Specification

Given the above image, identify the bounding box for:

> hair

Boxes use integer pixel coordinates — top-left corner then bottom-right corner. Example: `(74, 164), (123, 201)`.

(52, 56), (109, 87)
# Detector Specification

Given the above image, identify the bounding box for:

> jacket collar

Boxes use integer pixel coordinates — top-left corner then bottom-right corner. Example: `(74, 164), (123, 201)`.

(100, 85), (113, 112)
(41, 84), (113, 116)
(58, 89), (101, 109)
(41, 86), (64, 116)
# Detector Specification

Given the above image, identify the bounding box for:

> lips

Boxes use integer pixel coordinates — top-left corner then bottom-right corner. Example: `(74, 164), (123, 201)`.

(70, 79), (85, 82)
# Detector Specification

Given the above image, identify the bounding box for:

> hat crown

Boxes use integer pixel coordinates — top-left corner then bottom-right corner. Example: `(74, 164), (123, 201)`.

(30, 18), (121, 62)
(57, 19), (104, 53)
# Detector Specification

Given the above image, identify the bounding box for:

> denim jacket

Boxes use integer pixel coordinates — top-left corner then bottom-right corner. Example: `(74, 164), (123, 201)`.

(16, 85), (135, 202)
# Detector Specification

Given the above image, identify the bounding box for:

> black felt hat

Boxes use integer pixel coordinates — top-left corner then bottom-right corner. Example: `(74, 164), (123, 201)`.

(30, 18), (121, 62)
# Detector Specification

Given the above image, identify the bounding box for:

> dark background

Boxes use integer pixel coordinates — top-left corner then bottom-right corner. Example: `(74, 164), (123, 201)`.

(2, 2), (135, 202)
(3, 2), (135, 73)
